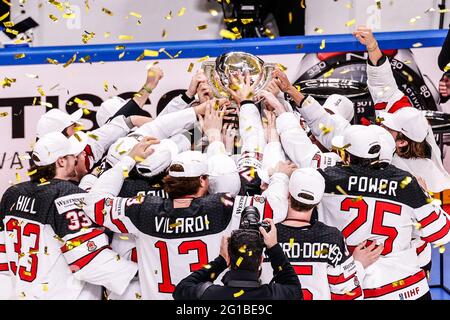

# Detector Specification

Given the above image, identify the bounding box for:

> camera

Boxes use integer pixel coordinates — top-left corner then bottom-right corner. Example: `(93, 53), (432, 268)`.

(239, 206), (270, 232)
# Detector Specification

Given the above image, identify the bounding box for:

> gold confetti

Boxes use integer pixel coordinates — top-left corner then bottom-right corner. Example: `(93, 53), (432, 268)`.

(289, 238), (294, 248)
(103, 81), (109, 92)
(63, 13), (75, 19)
(122, 168), (129, 178)
(81, 31), (95, 44)
(351, 195), (363, 203)
(340, 69), (351, 74)
(345, 19), (356, 27)
(63, 53), (77, 68)
(118, 35), (134, 41)
(130, 11), (142, 19)
(324, 68), (335, 78)
(42, 283), (49, 292)
(197, 24), (208, 30)
(74, 97), (87, 106)
(300, 0), (306, 8)
(0, 11), (9, 21)
(177, 7), (186, 17)
(209, 9), (218, 16)
(15, 172), (21, 183)
(46, 57), (59, 65)
(314, 27), (324, 34)
(233, 289), (244, 298)
(165, 10), (173, 20)
(412, 42), (423, 48)
(236, 256), (243, 267)
(278, 266), (283, 271)
(5, 27), (17, 35)
(439, 246), (446, 254)
(375, 0), (381, 10)
(345, 291), (356, 296)
(161, 29), (167, 38)
(220, 29), (238, 40)
(187, 62), (194, 72)
(104, 32), (111, 38)
(3, 21), (14, 27)
(320, 39), (326, 50)
(444, 63), (450, 72)
(49, 14), (58, 22)
(439, 9), (450, 13)
(135, 293), (142, 299)
(1, 77), (15, 88)
(203, 264), (211, 269)
(134, 156), (145, 163)
(248, 251), (252, 256)
(250, 167), (255, 178)
(336, 185), (348, 195)
(238, 245), (247, 253)
(115, 45), (125, 50)
(37, 86), (45, 96)
(19, 292), (26, 298)
(0, 112), (8, 117)
(14, 53), (25, 59)
(263, 28), (275, 39)
(169, 221), (182, 229)
(198, 55), (209, 62)
(82, 108), (91, 115)
(346, 3), (353, 9)
(241, 18), (254, 25)
(144, 49), (159, 57)
(102, 7), (113, 16)
(426, 198), (442, 206)
(319, 123), (333, 134)
(399, 176), (412, 189)
(118, 52), (125, 59)
(210, 272), (216, 279)
(414, 222), (422, 230)
(276, 63), (287, 71)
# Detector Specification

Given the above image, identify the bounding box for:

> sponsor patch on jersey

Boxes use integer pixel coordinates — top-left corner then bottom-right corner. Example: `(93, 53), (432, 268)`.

(86, 240), (97, 252)
(55, 193), (87, 214)
(253, 195), (265, 204)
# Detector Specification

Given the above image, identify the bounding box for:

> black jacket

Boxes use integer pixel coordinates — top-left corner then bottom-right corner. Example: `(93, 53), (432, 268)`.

(173, 244), (302, 300)
(438, 24), (450, 71)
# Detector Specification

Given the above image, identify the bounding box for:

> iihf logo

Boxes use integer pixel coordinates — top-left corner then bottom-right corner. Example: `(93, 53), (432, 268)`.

(399, 293), (404, 300)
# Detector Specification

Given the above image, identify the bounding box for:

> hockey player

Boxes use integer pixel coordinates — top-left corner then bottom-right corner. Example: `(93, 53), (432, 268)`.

(0, 132), (142, 299)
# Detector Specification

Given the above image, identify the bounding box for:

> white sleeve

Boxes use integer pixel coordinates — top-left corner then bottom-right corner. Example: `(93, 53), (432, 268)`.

(206, 141), (227, 157)
(298, 95), (350, 151)
(261, 141), (286, 170)
(157, 94), (189, 116)
(78, 174), (98, 192)
(133, 107), (197, 139)
(327, 256), (363, 300)
(414, 203), (450, 245)
(261, 172), (289, 223)
(87, 115), (132, 165)
(276, 111), (321, 168)
(367, 58), (405, 113)
(239, 102), (266, 153)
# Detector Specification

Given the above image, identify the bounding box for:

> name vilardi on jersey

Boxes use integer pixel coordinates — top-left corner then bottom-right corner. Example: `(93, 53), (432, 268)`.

(348, 176), (398, 196)
(277, 242), (344, 267)
(154, 215), (210, 234)
(14, 196), (37, 214)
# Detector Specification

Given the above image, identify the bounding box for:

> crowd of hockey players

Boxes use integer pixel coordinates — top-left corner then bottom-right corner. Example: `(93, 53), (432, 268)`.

(1, 26), (449, 300)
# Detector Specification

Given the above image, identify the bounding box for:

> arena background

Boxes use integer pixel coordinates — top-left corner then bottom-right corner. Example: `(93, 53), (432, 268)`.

(0, 0), (449, 299)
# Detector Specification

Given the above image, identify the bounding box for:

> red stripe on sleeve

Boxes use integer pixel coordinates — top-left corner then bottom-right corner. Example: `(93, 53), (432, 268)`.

(374, 102), (387, 110)
(0, 244), (6, 253)
(60, 228), (105, 253)
(421, 221), (450, 243)
(328, 272), (355, 285)
(0, 263), (9, 272)
(131, 248), (138, 263)
(263, 199), (273, 220)
(416, 242), (428, 255)
(94, 199), (105, 226)
(293, 265), (313, 275)
(110, 206), (129, 233)
(69, 245), (110, 272)
(389, 96), (412, 113)
(417, 212), (440, 229)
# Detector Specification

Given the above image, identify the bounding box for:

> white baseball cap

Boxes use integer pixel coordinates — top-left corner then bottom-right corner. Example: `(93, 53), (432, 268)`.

(369, 125), (396, 164)
(331, 125), (381, 159)
(32, 131), (87, 166)
(36, 108), (83, 138)
(136, 136), (189, 178)
(208, 154), (241, 195)
(96, 96), (126, 127)
(106, 136), (139, 167)
(289, 168), (325, 205)
(380, 107), (429, 142)
(169, 151), (208, 178)
(323, 94), (354, 122)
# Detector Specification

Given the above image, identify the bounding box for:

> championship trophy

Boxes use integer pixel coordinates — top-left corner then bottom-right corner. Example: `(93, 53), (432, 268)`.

(201, 51), (276, 103)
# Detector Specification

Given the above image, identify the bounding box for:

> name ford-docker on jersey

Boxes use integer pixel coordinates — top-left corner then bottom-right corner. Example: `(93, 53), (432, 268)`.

(0, 179), (137, 300)
(84, 156), (289, 300)
(318, 163), (450, 300)
(260, 220), (362, 300)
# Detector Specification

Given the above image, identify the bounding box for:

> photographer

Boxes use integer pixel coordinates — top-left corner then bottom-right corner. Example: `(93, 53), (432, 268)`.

(173, 218), (302, 300)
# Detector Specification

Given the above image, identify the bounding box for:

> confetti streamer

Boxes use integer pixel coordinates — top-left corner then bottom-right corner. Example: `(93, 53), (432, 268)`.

(288, 12), (292, 24)
(197, 55), (209, 62)
(220, 29), (238, 40)
(323, 68), (335, 78)
(130, 12), (142, 19)
(320, 39), (326, 50)
(144, 49), (159, 57)
(236, 256), (243, 267)
(197, 24), (207, 30)
(49, 14), (58, 22)
(336, 185), (348, 195)
(345, 19), (356, 27)
(340, 69), (351, 74)
(187, 62), (194, 72)
(314, 27), (324, 34)
(63, 53), (77, 68)
(118, 35), (134, 41)
(177, 7), (186, 16)
(233, 290), (244, 298)
(0, 11), (9, 21)
(102, 8), (113, 16)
